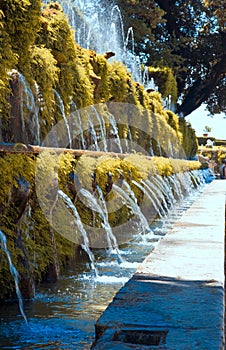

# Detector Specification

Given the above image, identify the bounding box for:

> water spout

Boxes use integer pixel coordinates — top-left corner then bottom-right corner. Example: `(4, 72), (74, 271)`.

(107, 112), (123, 153)
(96, 185), (108, 217)
(141, 179), (169, 217)
(90, 106), (108, 152)
(54, 90), (72, 149)
(132, 180), (165, 219)
(19, 73), (41, 145)
(78, 188), (124, 262)
(87, 111), (100, 151)
(70, 101), (86, 149)
(58, 190), (99, 277)
(0, 229), (28, 325)
(112, 183), (151, 235)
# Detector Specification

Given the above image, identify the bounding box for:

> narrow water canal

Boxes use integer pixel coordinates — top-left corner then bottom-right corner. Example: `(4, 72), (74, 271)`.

(0, 187), (205, 349)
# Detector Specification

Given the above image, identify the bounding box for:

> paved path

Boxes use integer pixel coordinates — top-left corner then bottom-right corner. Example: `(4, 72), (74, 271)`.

(92, 180), (226, 349)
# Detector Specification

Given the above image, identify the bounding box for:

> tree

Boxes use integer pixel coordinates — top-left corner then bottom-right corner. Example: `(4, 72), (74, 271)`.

(116, 0), (226, 117)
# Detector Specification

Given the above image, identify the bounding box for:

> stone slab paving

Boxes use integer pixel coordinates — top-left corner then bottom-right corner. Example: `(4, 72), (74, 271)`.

(92, 180), (226, 349)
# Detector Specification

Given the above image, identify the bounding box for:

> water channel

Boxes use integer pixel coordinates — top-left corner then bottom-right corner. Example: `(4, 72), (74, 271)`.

(0, 182), (208, 349)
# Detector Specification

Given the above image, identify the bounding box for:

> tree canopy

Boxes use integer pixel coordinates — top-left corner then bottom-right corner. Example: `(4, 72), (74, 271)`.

(117, 0), (226, 117)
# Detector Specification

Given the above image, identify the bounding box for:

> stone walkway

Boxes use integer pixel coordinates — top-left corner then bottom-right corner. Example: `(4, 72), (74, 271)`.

(92, 180), (226, 349)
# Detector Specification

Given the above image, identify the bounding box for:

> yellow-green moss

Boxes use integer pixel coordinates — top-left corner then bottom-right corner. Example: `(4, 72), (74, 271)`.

(0, 152), (78, 299)
(179, 118), (199, 159)
(0, 0), (41, 74)
(148, 66), (178, 103)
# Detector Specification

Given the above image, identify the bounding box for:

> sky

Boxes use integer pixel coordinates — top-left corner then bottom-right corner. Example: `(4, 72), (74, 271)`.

(187, 104), (226, 140)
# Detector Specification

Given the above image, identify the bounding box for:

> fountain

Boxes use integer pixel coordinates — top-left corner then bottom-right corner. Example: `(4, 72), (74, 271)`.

(112, 183), (151, 235)
(132, 179), (165, 219)
(90, 106), (108, 152)
(0, 1), (214, 349)
(78, 188), (124, 262)
(141, 179), (169, 216)
(54, 90), (72, 149)
(58, 189), (99, 277)
(42, 0), (154, 86)
(70, 101), (86, 149)
(87, 112), (101, 151)
(106, 111), (123, 153)
(0, 168), (210, 349)
(0, 150), (213, 347)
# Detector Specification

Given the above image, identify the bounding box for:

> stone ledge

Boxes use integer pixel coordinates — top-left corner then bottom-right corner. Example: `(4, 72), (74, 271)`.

(92, 180), (226, 349)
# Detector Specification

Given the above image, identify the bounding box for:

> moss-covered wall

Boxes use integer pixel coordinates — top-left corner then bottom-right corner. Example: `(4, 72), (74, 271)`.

(0, 149), (201, 300)
(0, 1), (200, 300)
(0, 1), (198, 159)
(147, 66), (178, 104)
(0, 152), (76, 299)
(179, 118), (198, 159)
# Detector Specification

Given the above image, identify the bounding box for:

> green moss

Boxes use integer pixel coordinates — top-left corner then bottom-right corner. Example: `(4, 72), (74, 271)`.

(148, 66), (178, 103)
(165, 110), (182, 142)
(179, 118), (198, 159)
(0, 9), (17, 123)
(0, 0), (41, 80)
(31, 45), (59, 138)
(0, 152), (78, 299)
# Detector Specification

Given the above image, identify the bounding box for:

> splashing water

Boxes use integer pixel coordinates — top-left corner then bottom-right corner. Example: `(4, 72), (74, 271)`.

(43, 0), (154, 85)
(132, 180), (165, 219)
(86, 111), (100, 151)
(0, 230), (28, 325)
(78, 188), (124, 262)
(58, 190), (99, 277)
(91, 106), (108, 152)
(96, 185), (108, 216)
(107, 112), (123, 153)
(19, 73), (41, 145)
(112, 183), (151, 235)
(140, 179), (169, 217)
(122, 179), (137, 204)
(54, 90), (72, 149)
(70, 101), (86, 149)
(0, 170), (210, 349)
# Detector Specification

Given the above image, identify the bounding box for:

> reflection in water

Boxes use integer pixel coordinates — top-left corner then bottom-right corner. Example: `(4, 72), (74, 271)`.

(0, 188), (204, 349)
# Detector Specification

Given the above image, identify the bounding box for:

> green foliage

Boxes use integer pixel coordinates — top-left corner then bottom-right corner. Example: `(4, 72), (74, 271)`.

(116, 0), (164, 49)
(90, 53), (111, 103)
(179, 118), (199, 159)
(0, 0), (197, 161)
(107, 61), (134, 102)
(37, 3), (77, 114)
(203, 125), (212, 133)
(165, 110), (182, 142)
(147, 91), (165, 115)
(116, 0), (226, 116)
(148, 67), (178, 103)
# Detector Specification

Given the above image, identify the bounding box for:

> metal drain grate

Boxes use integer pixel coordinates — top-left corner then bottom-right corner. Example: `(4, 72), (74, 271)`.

(113, 329), (168, 346)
